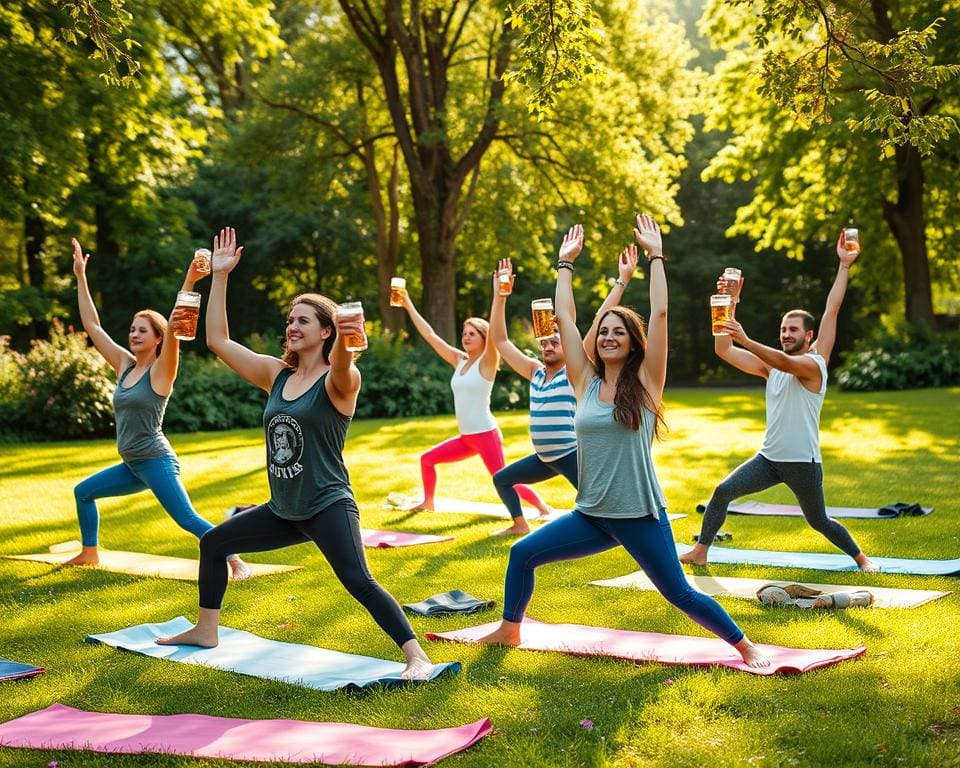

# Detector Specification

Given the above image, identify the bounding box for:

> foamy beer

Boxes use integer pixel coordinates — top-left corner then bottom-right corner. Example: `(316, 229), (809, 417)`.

(390, 277), (406, 307)
(498, 269), (512, 296)
(193, 248), (212, 274)
(710, 293), (732, 336)
(531, 298), (555, 341)
(339, 301), (368, 352)
(172, 291), (202, 341)
(722, 267), (741, 294)
(844, 227), (860, 254)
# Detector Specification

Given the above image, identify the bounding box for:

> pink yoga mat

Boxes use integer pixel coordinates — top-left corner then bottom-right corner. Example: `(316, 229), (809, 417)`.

(0, 704), (492, 766)
(427, 618), (865, 676)
(360, 529), (453, 548)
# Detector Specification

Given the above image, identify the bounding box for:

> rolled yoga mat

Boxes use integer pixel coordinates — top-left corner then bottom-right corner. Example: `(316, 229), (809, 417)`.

(3, 541), (300, 581)
(696, 500), (933, 518)
(0, 659), (44, 682)
(590, 571), (951, 609)
(86, 617), (460, 692)
(0, 704), (492, 766)
(674, 542), (960, 576)
(426, 618), (865, 676)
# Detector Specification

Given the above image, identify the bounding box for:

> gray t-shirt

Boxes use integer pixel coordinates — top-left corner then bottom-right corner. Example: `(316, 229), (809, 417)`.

(574, 376), (666, 519)
(113, 365), (173, 462)
(263, 368), (353, 521)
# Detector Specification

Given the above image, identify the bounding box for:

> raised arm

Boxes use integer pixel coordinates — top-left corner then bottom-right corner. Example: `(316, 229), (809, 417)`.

(72, 238), (132, 375)
(633, 216), (667, 404)
(554, 224), (594, 396)
(713, 273), (770, 378)
(205, 227), (286, 393)
(583, 246), (637, 361)
(812, 230), (859, 364)
(490, 258), (539, 381)
(400, 289), (464, 367)
(721, 317), (821, 384)
(325, 307), (362, 416)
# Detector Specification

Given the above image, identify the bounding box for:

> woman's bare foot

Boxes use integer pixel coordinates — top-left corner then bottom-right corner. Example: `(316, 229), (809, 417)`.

(734, 637), (771, 669)
(407, 499), (435, 512)
(155, 625), (219, 648)
(400, 639), (434, 680)
(535, 504), (554, 519)
(855, 553), (880, 573)
(64, 546), (99, 567)
(228, 556), (252, 580)
(494, 520), (530, 536)
(476, 619), (522, 646)
(678, 544), (708, 566)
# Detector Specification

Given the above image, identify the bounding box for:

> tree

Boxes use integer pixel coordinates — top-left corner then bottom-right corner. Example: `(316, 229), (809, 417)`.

(699, 0), (960, 329)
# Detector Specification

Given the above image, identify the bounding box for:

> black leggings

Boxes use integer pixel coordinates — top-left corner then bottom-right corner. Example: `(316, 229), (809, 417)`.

(699, 454), (862, 558)
(198, 497), (415, 648)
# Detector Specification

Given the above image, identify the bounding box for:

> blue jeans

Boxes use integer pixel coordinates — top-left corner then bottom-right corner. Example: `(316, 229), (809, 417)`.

(493, 451), (578, 520)
(74, 454), (214, 547)
(502, 510), (744, 645)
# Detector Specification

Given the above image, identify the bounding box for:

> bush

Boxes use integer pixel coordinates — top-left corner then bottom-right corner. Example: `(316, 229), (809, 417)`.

(836, 325), (960, 391)
(164, 353), (267, 432)
(0, 336), (27, 438)
(18, 321), (115, 439)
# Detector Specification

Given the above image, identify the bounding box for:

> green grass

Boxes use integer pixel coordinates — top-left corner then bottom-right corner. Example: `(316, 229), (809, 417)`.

(1, 387), (959, 767)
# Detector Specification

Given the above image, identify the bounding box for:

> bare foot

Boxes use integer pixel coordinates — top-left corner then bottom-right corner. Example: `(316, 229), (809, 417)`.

(734, 638), (771, 669)
(407, 500), (434, 512)
(494, 521), (530, 536)
(401, 656), (435, 681)
(535, 505), (554, 519)
(476, 620), (522, 646)
(155, 625), (219, 648)
(64, 547), (99, 567)
(855, 553), (880, 573)
(228, 556), (252, 581)
(678, 544), (708, 566)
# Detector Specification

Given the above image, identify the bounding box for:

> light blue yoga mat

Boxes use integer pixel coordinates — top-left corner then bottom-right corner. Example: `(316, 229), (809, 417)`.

(0, 658), (44, 682)
(675, 543), (960, 576)
(86, 617), (460, 691)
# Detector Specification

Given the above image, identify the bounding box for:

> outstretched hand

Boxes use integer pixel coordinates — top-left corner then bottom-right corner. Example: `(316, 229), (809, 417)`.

(558, 224), (584, 263)
(719, 318), (748, 345)
(633, 214), (662, 258)
(185, 253), (210, 285)
(71, 238), (89, 279)
(496, 257), (515, 296)
(618, 246), (638, 281)
(211, 227), (243, 274)
(836, 230), (860, 267)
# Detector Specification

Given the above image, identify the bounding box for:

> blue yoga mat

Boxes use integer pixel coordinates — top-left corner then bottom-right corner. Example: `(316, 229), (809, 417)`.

(675, 543), (960, 576)
(0, 658), (44, 682)
(86, 617), (460, 692)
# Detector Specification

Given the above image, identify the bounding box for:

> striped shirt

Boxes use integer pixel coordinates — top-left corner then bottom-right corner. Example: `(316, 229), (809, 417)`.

(529, 366), (577, 462)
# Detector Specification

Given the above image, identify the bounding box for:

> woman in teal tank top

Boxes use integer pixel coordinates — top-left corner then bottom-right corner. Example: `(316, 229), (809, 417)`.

(156, 227), (439, 681)
(477, 217), (770, 669)
(66, 238), (249, 579)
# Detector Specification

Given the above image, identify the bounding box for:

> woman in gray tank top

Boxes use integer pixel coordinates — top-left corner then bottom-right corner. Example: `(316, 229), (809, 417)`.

(65, 238), (250, 579)
(477, 218), (770, 669)
(156, 227), (439, 681)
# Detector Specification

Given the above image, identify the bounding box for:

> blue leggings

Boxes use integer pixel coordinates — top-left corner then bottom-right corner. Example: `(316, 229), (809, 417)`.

(74, 455), (214, 547)
(493, 451), (579, 520)
(502, 510), (745, 645)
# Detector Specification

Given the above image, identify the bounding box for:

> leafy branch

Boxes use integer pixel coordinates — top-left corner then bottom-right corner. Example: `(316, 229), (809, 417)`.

(58, 0), (141, 85)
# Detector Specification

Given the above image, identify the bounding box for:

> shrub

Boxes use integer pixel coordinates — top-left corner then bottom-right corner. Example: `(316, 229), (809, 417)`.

(836, 325), (960, 391)
(18, 321), (115, 438)
(0, 337), (27, 438)
(164, 353), (267, 432)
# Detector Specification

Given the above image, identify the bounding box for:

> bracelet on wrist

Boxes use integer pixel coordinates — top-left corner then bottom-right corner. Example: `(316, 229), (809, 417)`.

(557, 261), (575, 272)
(614, 278), (626, 287)
(647, 254), (665, 264)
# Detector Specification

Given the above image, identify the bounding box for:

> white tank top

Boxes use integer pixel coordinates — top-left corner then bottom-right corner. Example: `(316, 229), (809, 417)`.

(759, 353), (827, 463)
(450, 357), (497, 435)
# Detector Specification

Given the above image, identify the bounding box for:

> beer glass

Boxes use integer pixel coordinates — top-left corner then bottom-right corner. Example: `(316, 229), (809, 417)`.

(531, 298), (555, 341)
(390, 277), (406, 307)
(843, 228), (860, 254)
(172, 291), (202, 341)
(498, 268), (513, 297)
(722, 267), (741, 295)
(710, 294), (732, 336)
(339, 301), (368, 352)
(193, 248), (212, 274)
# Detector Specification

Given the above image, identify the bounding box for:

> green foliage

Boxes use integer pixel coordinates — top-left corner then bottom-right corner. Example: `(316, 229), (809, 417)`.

(836, 325), (960, 391)
(60, 0), (141, 85)
(0, 337), (26, 437)
(163, 353), (267, 433)
(18, 321), (115, 438)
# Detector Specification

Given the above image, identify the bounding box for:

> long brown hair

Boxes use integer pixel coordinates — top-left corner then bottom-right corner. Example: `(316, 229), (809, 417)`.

(134, 310), (167, 358)
(594, 307), (667, 439)
(281, 293), (338, 368)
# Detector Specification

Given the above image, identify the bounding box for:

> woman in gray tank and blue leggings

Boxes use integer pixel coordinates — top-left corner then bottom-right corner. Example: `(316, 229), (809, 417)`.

(156, 228), (436, 680)
(479, 218), (769, 668)
(66, 238), (249, 579)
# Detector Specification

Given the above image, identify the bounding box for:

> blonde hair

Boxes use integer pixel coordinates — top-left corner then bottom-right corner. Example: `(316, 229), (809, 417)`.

(463, 317), (489, 340)
(133, 310), (167, 357)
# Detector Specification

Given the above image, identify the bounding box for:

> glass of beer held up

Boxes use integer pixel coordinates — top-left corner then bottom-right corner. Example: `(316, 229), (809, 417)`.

(390, 277), (406, 307)
(531, 298), (555, 341)
(843, 228), (860, 254)
(339, 301), (368, 352)
(172, 291), (202, 341)
(710, 293), (733, 337)
(498, 268), (514, 296)
(722, 267), (741, 296)
(193, 248), (212, 274)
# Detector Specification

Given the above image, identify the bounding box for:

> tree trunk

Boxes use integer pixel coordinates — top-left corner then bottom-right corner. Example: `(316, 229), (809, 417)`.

(882, 143), (937, 329)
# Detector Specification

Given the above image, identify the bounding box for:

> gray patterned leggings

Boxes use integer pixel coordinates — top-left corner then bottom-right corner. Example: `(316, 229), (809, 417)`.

(699, 454), (862, 558)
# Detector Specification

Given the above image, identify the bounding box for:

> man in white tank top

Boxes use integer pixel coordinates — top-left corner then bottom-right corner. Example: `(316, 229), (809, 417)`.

(681, 232), (877, 571)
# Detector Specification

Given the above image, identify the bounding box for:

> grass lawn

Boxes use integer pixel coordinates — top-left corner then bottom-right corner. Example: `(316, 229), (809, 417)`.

(1, 386), (958, 767)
